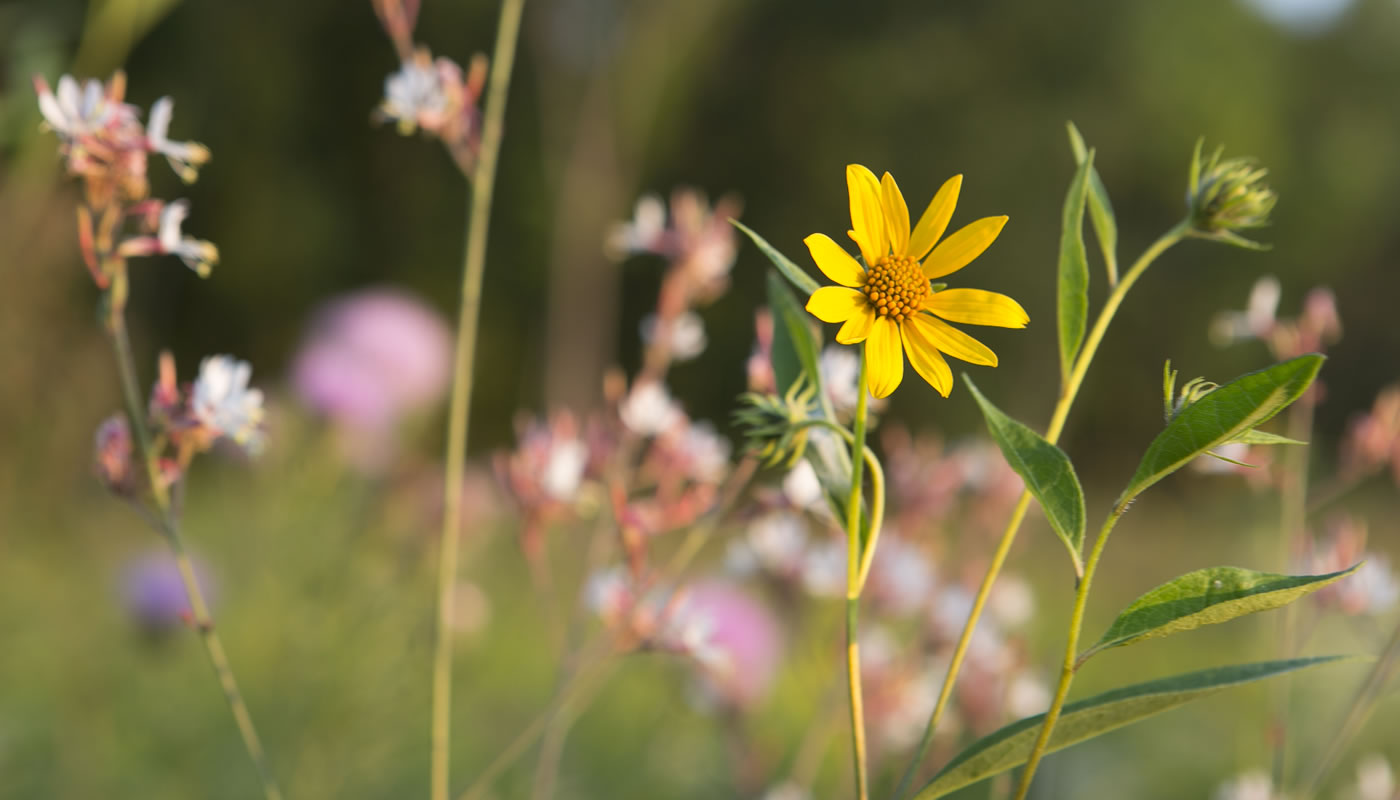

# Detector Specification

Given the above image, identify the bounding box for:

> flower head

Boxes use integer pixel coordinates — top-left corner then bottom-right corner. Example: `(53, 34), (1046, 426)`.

(1188, 141), (1277, 248)
(191, 355), (266, 452)
(145, 97), (211, 183)
(804, 166), (1028, 398)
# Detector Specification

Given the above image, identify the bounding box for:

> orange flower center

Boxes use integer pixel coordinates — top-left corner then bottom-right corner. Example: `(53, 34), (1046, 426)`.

(861, 255), (929, 322)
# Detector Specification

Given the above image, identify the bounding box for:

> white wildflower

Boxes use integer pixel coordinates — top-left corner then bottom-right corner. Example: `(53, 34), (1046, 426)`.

(156, 200), (219, 277)
(640, 311), (707, 361)
(540, 436), (588, 501)
(145, 97), (210, 183)
(191, 355), (265, 451)
(620, 381), (683, 436)
(781, 460), (825, 510)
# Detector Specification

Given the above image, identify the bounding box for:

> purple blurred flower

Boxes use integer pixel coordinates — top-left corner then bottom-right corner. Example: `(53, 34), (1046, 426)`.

(121, 551), (214, 631)
(292, 287), (452, 433)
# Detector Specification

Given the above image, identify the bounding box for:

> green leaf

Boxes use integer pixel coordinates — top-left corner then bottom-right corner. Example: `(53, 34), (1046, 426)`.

(1058, 149), (1093, 387)
(912, 656), (1349, 800)
(1231, 429), (1307, 447)
(1117, 355), (1325, 509)
(766, 272), (825, 402)
(965, 375), (1086, 577)
(1066, 122), (1118, 283)
(733, 220), (821, 297)
(1081, 565), (1361, 661)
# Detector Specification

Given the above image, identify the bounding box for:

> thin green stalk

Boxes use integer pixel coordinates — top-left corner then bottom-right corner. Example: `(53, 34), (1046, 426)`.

(430, 1), (527, 798)
(108, 313), (283, 800)
(845, 351), (871, 800)
(1013, 509), (1125, 800)
(457, 651), (618, 800)
(1272, 394), (1317, 790)
(1296, 608), (1400, 797)
(894, 221), (1189, 799)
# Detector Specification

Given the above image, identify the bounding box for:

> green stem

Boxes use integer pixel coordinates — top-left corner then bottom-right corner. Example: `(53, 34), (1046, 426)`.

(457, 651), (618, 800)
(893, 220), (1188, 800)
(430, 1), (527, 798)
(1296, 609), (1400, 797)
(108, 314), (284, 800)
(845, 352), (871, 800)
(1272, 394), (1317, 790)
(1012, 508), (1125, 800)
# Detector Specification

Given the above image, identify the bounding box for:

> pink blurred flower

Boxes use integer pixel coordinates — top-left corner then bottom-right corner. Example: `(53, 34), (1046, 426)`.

(669, 579), (784, 709)
(292, 287), (452, 433)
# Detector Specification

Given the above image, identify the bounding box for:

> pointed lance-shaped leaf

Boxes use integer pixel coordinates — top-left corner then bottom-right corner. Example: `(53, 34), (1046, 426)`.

(1058, 149), (1093, 387)
(1117, 355), (1325, 510)
(1080, 564), (1361, 662)
(1067, 122), (1118, 283)
(965, 375), (1086, 577)
(911, 656), (1350, 800)
(734, 220), (821, 297)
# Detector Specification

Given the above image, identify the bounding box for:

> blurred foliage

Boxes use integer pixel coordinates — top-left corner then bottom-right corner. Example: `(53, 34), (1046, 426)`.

(2, 0), (1399, 797)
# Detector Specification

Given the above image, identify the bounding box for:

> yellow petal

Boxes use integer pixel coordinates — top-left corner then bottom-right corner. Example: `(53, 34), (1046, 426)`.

(909, 314), (998, 366)
(924, 288), (1029, 328)
(901, 319), (953, 397)
(908, 174), (962, 261)
(836, 306), (876, 344)
(847, 164), (888, 266)
(806, 286), (866, 323)
(864, 316), (904, 398)
(922, 215), (1008, 280)
(804, 233), (865, 288)
(880, 172), (910, 257)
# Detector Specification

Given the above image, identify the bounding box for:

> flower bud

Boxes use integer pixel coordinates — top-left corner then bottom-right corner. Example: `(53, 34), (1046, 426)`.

(1187, 140), (1277, 248)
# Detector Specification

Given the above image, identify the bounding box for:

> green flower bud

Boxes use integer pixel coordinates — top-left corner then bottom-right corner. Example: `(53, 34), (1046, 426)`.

(1186, 139), (1277, 249)
(733, 378), (819, 467)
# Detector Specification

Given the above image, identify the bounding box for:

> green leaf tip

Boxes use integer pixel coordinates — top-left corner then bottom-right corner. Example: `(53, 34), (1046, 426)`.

(1066, 122), (1119, 284)
(912, 656), (1350, 799)
(1081, 564), (1362, 662)
(964, 374), (1086, 577)
(732, 219), (821, 297)
(1118, 354), (1325, 509)
(1057, 150), (1094, 388)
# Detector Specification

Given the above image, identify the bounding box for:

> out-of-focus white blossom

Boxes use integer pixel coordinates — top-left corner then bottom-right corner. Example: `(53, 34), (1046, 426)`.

(540, 437), (589, 501)
(867, 535), (935, 616)
(989, 575), (1035, 629)
(1212, 276), (1281, 346)
(782, 460), (825, 510)
(929, 585), (975, 641)
(1005, 674), (1051, 719)
(190, 355), (266, 452)
(1349, 754), (1395, 800)
(800, 539), (847, 597)
(144, 97), (210, 183)
(620, 381), (683, 436)
(819, 345), (887, 421)
(745, 511), (809, 576)
(640, 311), (707, 362)
(1213, 770), (1280, 800)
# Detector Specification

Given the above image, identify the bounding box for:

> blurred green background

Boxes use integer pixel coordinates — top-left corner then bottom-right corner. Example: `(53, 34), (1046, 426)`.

(1, 0), (1399, 797)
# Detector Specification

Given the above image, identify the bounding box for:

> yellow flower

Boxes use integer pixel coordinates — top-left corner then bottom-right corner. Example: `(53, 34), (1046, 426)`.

(805, 165), (1028, 398)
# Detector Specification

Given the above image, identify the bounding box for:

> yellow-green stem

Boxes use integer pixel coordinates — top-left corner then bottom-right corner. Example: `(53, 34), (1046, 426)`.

(431, 1), (527, 798)
(1012, 509), (1124, 800)
(109, 314), (283, 800)
(894, 221), (1188, 799)
(844, 351), (871, 800)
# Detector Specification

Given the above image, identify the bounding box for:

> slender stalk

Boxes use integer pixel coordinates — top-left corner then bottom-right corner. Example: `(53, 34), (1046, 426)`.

(1297, 619), (1400, 798)
(108, 313), (283, 800)
(1012, 508), (1125, 800)
(457, 652), (618, 800)
(844, 352), (871, 800)
(893, 221), (1189, 799)
(430, 1), (527, 798)
(1271, 394), (1317, 790)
